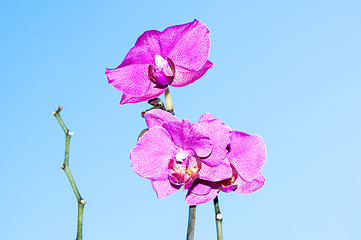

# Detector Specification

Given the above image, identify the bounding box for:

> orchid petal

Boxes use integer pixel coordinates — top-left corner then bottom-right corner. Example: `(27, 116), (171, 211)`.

(163, 120), (212, 158)
(198, 112), (217, 122)
(228, 131), (266, 181)
(144, 109), (179, 129)
(160, 19), (210, 71)
(234, 173), (265, 194)
(106, 64), (150, 96)
(151, 179), (181, 199)
(134, 30), (161, 58)
(171, 60), (214, 87)
(198, 158), (232, 182)
(130, 127), (177, 180)
(117, 46), (154, 67)
(119, 83), (167, 105)
(198, 113), (231, 167)
(187, 180), (212, 195)
(185, 180), (219, 205)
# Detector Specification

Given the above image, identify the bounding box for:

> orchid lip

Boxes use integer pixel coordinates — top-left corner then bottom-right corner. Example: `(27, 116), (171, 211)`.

(168, 151), (201, 189)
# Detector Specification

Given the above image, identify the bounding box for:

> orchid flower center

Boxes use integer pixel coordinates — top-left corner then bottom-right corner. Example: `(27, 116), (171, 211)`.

(148, 55), (176, 88)
(168, 149), (201, 189)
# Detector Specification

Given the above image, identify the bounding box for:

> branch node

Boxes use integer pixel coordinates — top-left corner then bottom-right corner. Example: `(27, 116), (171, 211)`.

(216, 213), (223, 220)
(60, 165), (65, 170)
(80, 199), (87, 205)
(68, 131), (74, 136)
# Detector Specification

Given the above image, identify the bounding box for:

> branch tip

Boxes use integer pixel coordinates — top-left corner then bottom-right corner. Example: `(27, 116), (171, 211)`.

(54, 105), (63, 114)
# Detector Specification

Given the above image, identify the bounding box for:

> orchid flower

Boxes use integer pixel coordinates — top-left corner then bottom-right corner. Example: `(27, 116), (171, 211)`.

(130, 110), (266, 205)
(105, 19), (213, 104)
(130, 110), (232, 201)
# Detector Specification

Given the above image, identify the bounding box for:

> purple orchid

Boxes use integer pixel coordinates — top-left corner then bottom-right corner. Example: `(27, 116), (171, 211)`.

(130, 109), (232, 201)
(185, 131), (266, 205)
(105, 19), (214, 104)
(130, 109), (266, 205)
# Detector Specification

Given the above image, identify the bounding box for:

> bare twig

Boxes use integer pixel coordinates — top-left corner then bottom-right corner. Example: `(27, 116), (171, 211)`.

(53, 105), (86, 240)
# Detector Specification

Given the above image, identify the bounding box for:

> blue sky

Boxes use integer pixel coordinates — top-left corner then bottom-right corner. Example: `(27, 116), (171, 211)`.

(1, 0), (360, 239)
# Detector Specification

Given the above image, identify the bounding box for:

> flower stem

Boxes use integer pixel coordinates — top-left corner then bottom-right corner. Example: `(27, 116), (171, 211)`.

(187, 205), (196, 240)
(164, 88), (173, 113)
(53, 105), (86, 240)
(213, 196), (223, 240)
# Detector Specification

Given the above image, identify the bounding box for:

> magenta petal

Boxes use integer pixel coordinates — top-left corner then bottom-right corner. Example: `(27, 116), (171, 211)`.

(185, 181), (219, 205)
(228, 131), (266, 181)
(144, 109), (179, 129)
(198, 112), (217, 122)
(171, 60), (214, 87)
(198, 158), (232, 182)
(234, 173), (265, 194)
(151, 179), (181, 199)
(130, 126), (177, 180)
(163, 120), (212, 158)
(106, 64), (150, 96)
(118, 46), (154, 67)
(159, 20), (197, 56)
(187, 180), (211, 195)
(119, 83), (167, 105)
(134, 30), (161, 58)
(161, 19), (210, 71)
(198, 114), (231, 167)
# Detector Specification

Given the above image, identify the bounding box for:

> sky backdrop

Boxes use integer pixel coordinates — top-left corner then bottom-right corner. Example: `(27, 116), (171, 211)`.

(1, 0), (360, 239)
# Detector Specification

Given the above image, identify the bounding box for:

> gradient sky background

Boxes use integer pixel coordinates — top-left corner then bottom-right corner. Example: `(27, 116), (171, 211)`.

(1, 0), (360, 239)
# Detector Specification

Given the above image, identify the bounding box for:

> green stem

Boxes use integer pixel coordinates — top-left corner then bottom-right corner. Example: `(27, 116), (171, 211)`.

(53, 105), (86, 240)
(213, 196), (223, 240)
(77, 202), (85, 240)
(186, 205), (196, 240)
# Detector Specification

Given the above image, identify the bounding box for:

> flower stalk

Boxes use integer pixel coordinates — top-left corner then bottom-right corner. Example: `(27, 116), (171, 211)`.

(186, 205), (196, 240)
(213, 196), (223, 240)
(53, 105), (86, 240)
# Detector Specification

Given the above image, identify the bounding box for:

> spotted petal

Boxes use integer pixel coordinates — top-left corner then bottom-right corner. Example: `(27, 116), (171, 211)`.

(134, 30), (161, 59)
(198, 113), (231, 167)
(106, 64), (150, 96)
(160, 19), (210, 71)
(130, 126), (177, 180)
(185, 180), (219, 205)
(234, 173), (265, 194)
(171, 60), (214, 87)
(228, 131), (266, 181)
(144, 109), (179, 129)
(198, 158), (232, 182)
(163, 120), (212, 158)
(151, 179), (181, 199)
(119, 84), (167, 105)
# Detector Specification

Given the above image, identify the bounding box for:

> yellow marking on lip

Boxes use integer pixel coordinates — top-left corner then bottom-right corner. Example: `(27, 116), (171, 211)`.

(186, 166), (199, 175)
